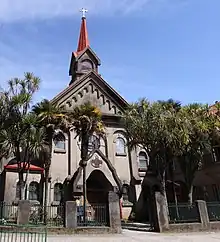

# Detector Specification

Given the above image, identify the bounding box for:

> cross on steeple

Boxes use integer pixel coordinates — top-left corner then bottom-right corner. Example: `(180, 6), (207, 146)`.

(80, 8), (88, 18)
(76, 8), (89, 53)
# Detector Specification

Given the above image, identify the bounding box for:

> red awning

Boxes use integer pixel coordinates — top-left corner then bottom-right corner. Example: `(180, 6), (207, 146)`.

(4, 162), (44, 172)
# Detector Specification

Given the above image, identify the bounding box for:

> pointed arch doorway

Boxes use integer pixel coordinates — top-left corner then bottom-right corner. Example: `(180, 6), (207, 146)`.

(85, 170), (114, 226)
(86, 170), (113, 205)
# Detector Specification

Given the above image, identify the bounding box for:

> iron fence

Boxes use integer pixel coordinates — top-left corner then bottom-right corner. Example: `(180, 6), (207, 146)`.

(77, 204), (108, 227)
(0, 224), (47, 242)
(206, 202), (220, 221)
(168, 203), (200, 224)
(29, 204), (64, 227)
(0, 202), (17, 224)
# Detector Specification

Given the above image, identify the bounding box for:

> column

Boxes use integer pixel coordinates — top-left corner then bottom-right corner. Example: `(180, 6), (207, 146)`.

(108, 191), (122, 233)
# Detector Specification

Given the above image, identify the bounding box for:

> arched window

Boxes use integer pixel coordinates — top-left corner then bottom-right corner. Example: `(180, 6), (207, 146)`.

(54, 132), (65, 150)
(28, 182), (39, 201)
(54, 183), (63, 202)
(138, 152), (148, 170)
(116, 137), (126, 156)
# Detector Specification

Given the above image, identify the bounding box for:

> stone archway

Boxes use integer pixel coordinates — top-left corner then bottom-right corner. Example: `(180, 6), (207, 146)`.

(86, 170), (113, 205)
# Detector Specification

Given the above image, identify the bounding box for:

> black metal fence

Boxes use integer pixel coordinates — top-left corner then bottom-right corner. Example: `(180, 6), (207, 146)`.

(207, 202), (220, 221)
(0, 202), (17, 225)
(77, 204), (108, 227)
(29, 204), (64, 227)
(0, 224), (47, 242)
(0, 202), (109, 228)
(0, 202), (64, 227)
(168, 203), (200, 224)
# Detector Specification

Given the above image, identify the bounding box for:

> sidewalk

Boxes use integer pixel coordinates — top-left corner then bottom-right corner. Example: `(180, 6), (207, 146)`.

(47, 230), (220, 242)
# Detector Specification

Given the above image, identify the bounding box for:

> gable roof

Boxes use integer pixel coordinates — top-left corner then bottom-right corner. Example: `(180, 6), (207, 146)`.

(51, 70), (128, 110)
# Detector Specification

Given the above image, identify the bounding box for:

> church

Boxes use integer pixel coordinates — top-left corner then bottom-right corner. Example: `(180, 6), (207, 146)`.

(0, 12), (149, 221)
(1, 11), (220, 226)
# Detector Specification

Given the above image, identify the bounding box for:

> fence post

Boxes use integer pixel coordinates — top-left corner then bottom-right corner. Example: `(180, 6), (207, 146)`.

(108, 191), (122, 234)
(65, 201), (77, 229)
(154, 192), (169, 232)
(17, 200), (31, 225)
(196, 200), (210, 229)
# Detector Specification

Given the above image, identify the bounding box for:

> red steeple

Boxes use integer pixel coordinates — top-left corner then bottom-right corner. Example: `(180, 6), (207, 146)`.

(69, 9), (101, 85)
(76, 15), (89, 54)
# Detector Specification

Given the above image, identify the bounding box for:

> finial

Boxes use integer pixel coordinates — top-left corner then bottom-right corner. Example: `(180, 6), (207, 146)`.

(80, 8), (88, 18)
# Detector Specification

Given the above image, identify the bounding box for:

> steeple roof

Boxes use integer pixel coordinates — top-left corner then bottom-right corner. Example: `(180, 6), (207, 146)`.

(76, 16), (89, 55)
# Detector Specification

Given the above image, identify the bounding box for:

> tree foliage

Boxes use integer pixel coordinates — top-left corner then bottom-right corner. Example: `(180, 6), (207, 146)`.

(178, 103), (220, 203)
(0, 73), (48, 199)
(70, 102), (105, 165)
(123, 99), (189, 194)
(123, 99), (220, 202)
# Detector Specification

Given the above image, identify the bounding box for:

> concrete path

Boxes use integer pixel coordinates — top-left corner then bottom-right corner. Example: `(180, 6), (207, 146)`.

(48, 230), (220, 242)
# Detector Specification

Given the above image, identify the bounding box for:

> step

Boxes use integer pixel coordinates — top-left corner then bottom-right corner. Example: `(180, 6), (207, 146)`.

(121, 222), (151, 229)
(122, 226), (152, 232)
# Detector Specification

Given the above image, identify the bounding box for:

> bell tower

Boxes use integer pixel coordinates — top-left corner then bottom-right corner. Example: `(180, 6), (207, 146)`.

(69, 8), (101, 85)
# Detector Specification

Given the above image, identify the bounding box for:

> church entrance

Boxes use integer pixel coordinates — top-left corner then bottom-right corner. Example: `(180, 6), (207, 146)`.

(85, 170), (113, 226)
(86, 170), (113, 204)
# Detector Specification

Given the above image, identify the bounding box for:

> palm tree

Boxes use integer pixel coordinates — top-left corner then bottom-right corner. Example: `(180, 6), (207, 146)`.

(178, 103), (220, 204)
(123, 99), (192, 226)
(70, 102), (104, 223)
(21, 114), (49, 195)
(158, 99), (182, 216)
(32, 99), (71, 224)
(0, 73), (41, 199)
(124, 99), (188, 195)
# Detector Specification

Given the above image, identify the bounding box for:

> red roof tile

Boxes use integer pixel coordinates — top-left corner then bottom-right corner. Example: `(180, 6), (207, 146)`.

(4, 162), (44, 172)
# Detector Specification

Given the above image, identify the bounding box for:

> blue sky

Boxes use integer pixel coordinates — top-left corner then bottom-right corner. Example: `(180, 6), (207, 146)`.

(0, 0), (219, 105)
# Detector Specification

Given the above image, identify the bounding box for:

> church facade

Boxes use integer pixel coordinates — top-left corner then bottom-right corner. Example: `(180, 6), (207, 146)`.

(0, 15), (149, 220)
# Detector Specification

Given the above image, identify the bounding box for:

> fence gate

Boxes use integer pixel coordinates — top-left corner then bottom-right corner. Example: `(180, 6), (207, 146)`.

(0, 224), (47, 242)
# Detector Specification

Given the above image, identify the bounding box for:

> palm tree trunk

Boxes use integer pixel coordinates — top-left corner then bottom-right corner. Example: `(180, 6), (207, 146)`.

(16, 147), (24, 200)
(81, 133), (89, 164)
(43, 139), (52, 225)
(81, 132), (89, 224)
(161, 170), (166, 196)
(83, 165), (86, 224)
(24, 163), (30, 200)
(169, 161), (179, 220)
(188, 185), (193, 205)
(43, 168), (49, 224)
(18, 171), (24, 200)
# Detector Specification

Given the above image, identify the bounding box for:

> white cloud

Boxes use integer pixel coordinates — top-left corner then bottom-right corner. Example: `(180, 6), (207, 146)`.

(0, 0), (152, 22)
